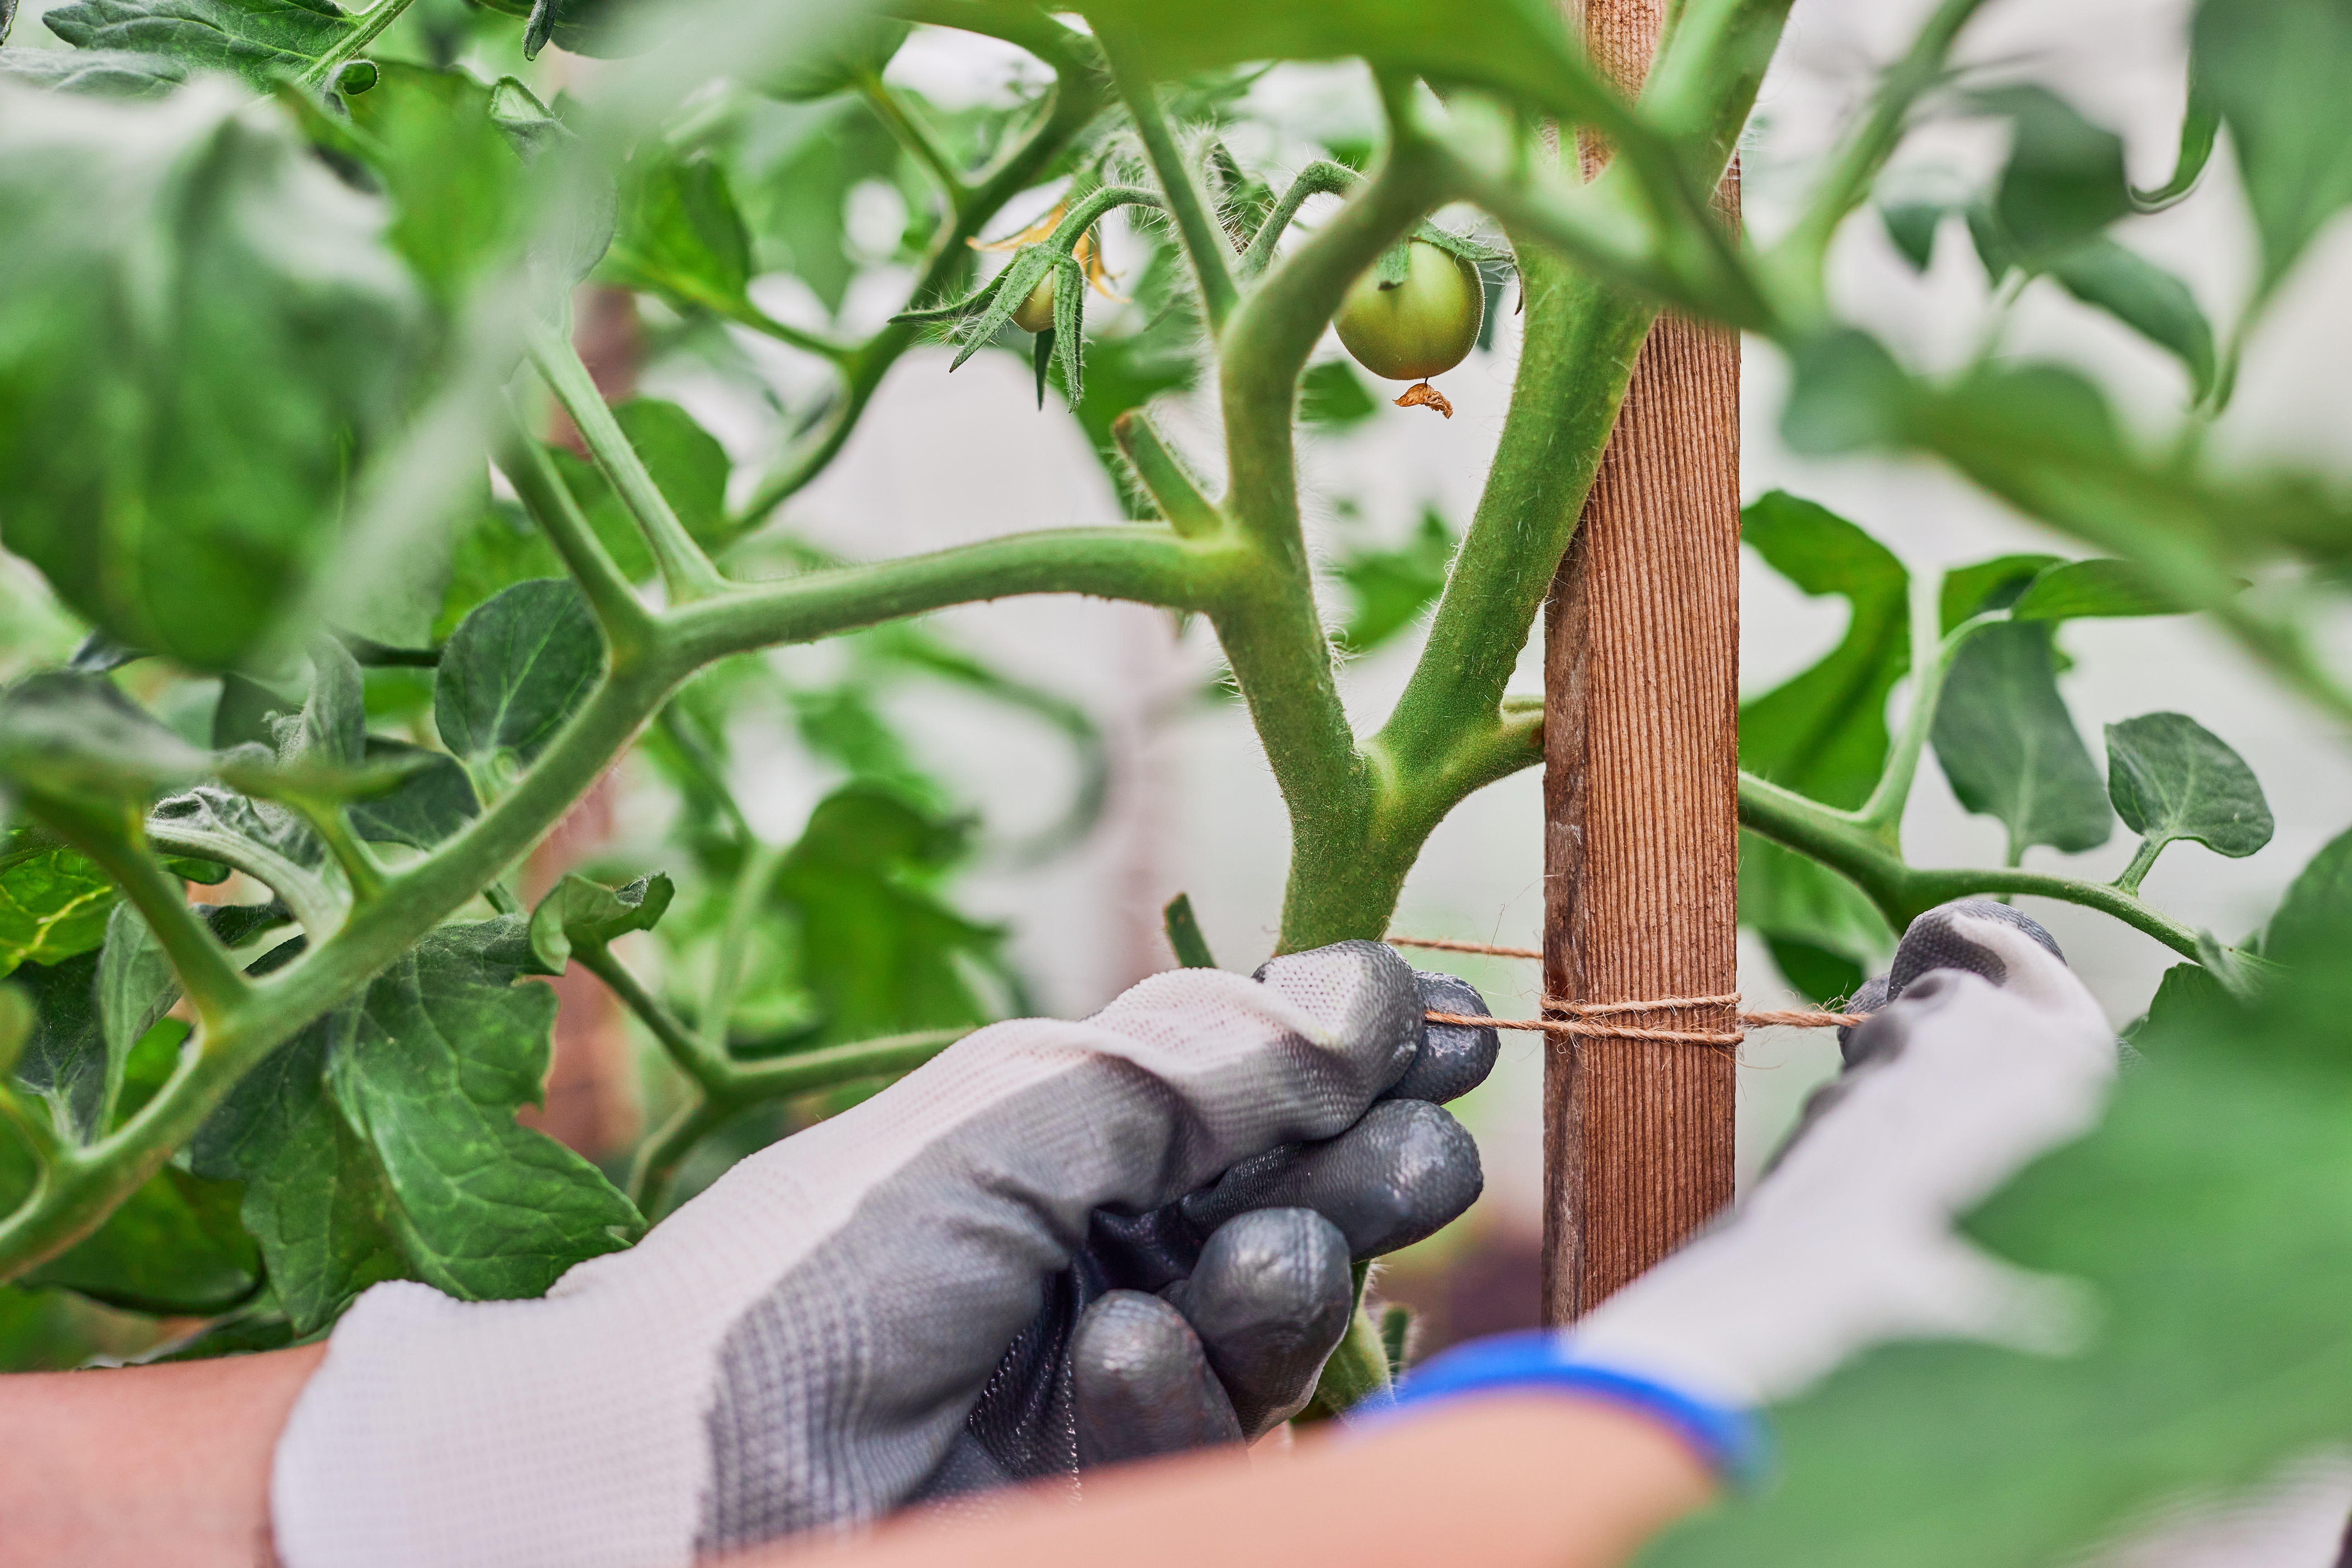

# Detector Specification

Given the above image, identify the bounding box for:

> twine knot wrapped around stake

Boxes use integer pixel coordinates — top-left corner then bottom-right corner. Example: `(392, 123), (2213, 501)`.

(1386, 936), (1864, 1049)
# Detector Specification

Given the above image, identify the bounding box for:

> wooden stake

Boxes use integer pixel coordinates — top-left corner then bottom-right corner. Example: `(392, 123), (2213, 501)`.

(1541, 0), (1742, 1323)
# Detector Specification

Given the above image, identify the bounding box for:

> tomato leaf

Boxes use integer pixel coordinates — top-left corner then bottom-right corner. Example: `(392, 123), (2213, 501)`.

(0, 46), (185, 95)
(0, 673), (209, 806)
(2043, 238), (2217, 400)
(1299, 359), (1380, 429)
(22, 1165), (261, 1315)
(42, 0), (353, 95)
(745, 789), (1008, 1050)
(1931, 621), (2113, 862)
(2260, 822), (2352, 966)
(0, 86), (421, 669)
(9, 950), (104, 1142)
(2192, 0), (2352, 291)
(0, 830), (119, 979)
(601, 151), (758, 319)
(1332, 509), (1457, 657)
(1735, 493), (1909, 996)
(347, 740), (479, 851)
(337, 63), (534, 303)
(526, 871), (673, 972)
(194, 918), (640, 1333)
(2105, 711), (2274, 865)
(1977, 85), (2131, 262)
(434, 580), (605, 777)
(2008, 557), (2192, 621)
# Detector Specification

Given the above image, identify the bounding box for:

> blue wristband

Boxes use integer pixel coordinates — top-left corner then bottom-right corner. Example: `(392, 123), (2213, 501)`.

(1363, 1331), (1768, 1486)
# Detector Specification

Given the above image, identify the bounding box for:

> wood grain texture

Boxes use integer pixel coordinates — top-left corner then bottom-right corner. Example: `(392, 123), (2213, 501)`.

(1542, 0), (1742, 1324)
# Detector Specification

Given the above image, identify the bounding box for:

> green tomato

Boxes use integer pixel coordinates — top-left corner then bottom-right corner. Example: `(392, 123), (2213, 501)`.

(1012, 271), (1056, 335)
(1334, 241), (1483, 382)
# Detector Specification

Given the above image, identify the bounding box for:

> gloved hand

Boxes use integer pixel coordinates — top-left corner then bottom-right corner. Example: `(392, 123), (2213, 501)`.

(1393, 900), (2117, 1470)
(270, 941), (1497, 1568)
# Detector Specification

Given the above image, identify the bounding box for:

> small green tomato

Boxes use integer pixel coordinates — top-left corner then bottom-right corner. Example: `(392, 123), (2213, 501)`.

(1012, 270), (1056, 334)
(1334, 241), (1483, 382)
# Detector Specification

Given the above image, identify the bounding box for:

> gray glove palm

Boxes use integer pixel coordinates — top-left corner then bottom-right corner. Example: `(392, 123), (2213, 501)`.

(270, 941), (1494, 1568)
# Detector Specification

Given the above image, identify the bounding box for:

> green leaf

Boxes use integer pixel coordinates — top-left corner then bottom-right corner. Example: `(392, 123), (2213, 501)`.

(0, 47), (186, 95)
(0, 830), (118, 978)
(601, 150), (756, 317)
(2008, 557), (2192, 621)
(1642, 939), (2352, 1568)
(2044, 238), (2217, 399)
(1931, 622), (2113, 861)
(96, 902), (175, 1121)
(334, 64), (549, 303)
(1075, 0), (1616, 134)
(195, 918), (640, 1332)
(1979, 85), (2131, 261)
(0, 672), (209, 806)
(2105, 712), (2274, 865)
(526, 871), (673, 972)
(466, 0), (634, 58)
(43, 0), (353, 95)
(1878, 202), (1945, 272)
(1778, 330), (1910, 456)
(2261, 822), (2352, 966)
(346, 739), (479, 851)
(0, 86), (421, 669)
(2127, 959), (2240, 1052)
(760, 12), (909, 100)
(1738, 493), (1911, 806)
(1299, 358), (1380, 429)
(10, 949), (103, 1142)
(2192, 0), (2352, 290)
(763, 789), (1006, 1048)
(1332, 509), (1457, 656)
(24, 1165), (261, 1315)
(1735, 492), (1910, 991)
(1939, 553), (2061, 633)
(1741, 839), (1892, 1003)
(434, 580), (604, 778)
(297, 638), (368, 769)
(433, 501), (561, 644)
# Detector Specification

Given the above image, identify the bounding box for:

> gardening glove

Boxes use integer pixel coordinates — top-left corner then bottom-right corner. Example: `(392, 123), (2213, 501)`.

(1390, 899), (2116, 1476)
(269, 941), (1496, 1568)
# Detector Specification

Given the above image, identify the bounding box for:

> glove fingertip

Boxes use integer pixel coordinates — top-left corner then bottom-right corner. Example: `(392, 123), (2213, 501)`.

(1391, 970), (1500, 1103)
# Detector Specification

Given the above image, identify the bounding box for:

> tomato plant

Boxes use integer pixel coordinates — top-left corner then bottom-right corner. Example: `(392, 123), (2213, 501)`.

(3, 0), (2352, 1559)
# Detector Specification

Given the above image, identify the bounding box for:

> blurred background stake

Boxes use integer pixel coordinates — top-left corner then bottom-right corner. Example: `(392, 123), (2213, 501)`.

(1542, 0), (1742, 1322)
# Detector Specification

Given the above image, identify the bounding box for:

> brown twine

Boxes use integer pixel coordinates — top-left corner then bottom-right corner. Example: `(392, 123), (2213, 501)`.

(1387, 935), (1863, 1045)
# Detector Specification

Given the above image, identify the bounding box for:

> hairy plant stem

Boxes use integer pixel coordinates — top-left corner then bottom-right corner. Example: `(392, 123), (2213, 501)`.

(296, 0), (421, 89)
(526, 317), (731, 605)
(860, 72), (967, 209)
(1737, 771), (2203, 959)
(496, 410), (661, 661)
(1095, 24), (1239, 331)
(38, 805), (248, 1028)
(1239, 161), (1361, 278)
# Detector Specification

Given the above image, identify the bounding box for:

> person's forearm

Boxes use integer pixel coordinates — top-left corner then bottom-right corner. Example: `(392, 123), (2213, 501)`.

(0, 1354), (1708, 1568)
(0, 1342), (326, 1568)
(766, 1395), (1717, 1568)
